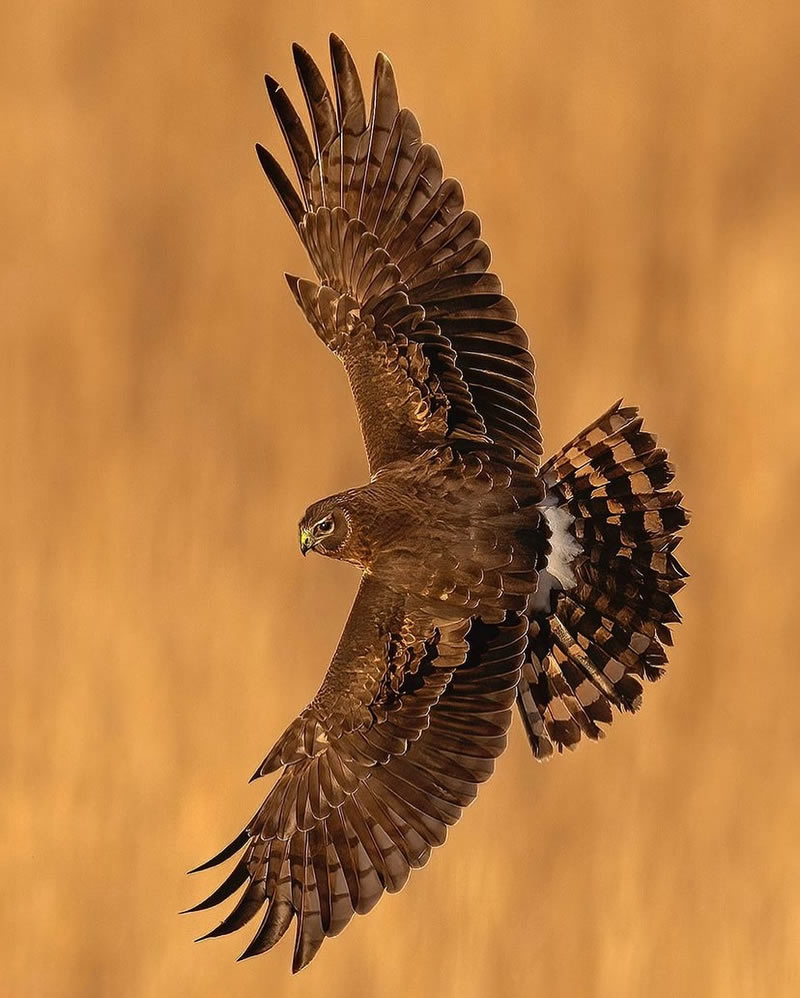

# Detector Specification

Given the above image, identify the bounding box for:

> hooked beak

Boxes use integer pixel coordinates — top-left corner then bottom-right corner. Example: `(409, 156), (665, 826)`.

(299, 527), (314, 556)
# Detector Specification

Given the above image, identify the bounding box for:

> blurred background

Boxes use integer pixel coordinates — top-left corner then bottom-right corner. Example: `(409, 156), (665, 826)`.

(4, 1), (799, 995)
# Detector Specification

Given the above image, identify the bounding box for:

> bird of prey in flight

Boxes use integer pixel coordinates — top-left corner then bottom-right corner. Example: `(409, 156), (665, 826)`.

(186, 34), (688, 973)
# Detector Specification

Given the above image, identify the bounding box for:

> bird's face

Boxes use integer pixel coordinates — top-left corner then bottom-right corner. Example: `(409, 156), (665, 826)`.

(298, 500), (351, 558)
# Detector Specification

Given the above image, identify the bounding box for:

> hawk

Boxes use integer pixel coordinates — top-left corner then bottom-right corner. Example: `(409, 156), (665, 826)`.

(186, 35), (688, 972)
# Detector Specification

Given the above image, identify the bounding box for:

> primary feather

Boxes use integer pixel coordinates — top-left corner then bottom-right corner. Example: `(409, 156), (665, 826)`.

(257, 34), (541, 471)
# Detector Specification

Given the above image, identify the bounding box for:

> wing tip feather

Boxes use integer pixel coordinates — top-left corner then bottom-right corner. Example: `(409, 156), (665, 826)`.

(186, 828), (249, 874)
(255, 143), (304, 225)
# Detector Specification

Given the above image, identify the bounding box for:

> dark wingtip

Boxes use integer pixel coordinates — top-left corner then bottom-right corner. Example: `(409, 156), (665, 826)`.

(249, 748), (281, 781)
(329, 33), (355, 65)
(292, 40), (314, 70)
(291, 925), (323, 973)
(264, 74), (279, 97)
(186, 829), (249, 875)
(284, 273), (302, 306)
(236, 933), (267, 962)
(292, 950), (314, 974)
(254, 143), (304, 224)
(374, 51), (395, 76)
(182, 860), (249, 913)
(192, 921), (248, 943)
(254, 141), (269, 169)
(329, 33), (351, 71)
(328, 33), (365, 125)
(193, 922), (230, 941)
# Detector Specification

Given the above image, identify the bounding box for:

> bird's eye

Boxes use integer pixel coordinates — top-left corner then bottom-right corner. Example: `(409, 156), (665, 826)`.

(315, 517), (334, 535)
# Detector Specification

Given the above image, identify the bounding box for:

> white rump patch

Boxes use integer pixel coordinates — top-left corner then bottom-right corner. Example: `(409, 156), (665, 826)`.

(530, 501), (582, 613)
(542, 503), (582, 589)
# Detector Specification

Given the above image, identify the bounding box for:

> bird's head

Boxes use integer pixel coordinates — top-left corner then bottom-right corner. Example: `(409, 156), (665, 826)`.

(298, 496), (353, 560)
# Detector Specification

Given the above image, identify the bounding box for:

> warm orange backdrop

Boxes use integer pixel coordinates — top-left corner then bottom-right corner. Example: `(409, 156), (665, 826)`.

(4, 1), (799, 995)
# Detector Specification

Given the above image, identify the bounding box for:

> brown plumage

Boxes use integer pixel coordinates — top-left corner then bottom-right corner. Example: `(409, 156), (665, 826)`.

(186, 35), (689, 972)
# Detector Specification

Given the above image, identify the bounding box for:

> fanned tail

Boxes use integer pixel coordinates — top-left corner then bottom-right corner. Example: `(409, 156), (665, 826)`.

(518, 400), (689, 758)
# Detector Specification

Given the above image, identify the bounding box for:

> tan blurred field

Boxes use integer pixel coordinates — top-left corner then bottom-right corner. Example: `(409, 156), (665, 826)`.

(4, 1), (800, 995)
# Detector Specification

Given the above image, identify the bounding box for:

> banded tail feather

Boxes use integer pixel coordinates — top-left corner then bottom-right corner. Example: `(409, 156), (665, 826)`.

(518, 400), (689, 758)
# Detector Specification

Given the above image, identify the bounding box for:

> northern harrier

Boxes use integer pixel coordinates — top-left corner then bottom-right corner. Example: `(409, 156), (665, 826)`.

(186, 35), (688, 972)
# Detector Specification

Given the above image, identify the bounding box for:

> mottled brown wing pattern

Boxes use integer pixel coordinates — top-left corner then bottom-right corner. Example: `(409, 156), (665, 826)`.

(285, 274), (480, 470)
(188, 577), (527, 972)
(257, 35), (541, 472)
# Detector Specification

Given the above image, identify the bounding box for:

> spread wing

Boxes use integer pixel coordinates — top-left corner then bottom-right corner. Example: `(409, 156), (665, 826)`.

(257, 35), (542, 473)
(187, 577), (527, 972)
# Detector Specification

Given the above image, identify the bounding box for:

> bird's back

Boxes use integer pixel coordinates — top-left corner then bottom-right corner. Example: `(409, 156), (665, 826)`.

(359, 444), (548, 620)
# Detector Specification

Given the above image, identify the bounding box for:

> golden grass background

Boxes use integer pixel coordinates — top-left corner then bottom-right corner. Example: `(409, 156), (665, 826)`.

(4, 1), (799, 995)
